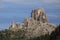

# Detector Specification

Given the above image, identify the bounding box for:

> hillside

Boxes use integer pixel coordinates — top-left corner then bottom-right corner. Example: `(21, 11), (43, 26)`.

(0, 25), (60, 40)
(0, 28), (50, 40)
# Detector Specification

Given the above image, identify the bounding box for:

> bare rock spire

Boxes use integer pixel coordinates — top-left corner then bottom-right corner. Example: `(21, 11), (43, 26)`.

(31, 8), (48, 23)
(16, 22), (20, 28)
(23, 17), (29, 27)
(9, 20), (15, 29)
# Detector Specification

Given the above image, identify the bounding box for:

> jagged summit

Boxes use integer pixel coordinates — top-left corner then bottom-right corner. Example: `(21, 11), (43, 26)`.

(31, 8), (48, 23)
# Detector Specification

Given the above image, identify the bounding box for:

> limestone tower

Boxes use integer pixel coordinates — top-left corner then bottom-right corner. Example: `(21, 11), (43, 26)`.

(16, 22), (20, 28)
(23, 17), (29, 27)
(9, 21), (15, 29)
(31, 8), (48, 23)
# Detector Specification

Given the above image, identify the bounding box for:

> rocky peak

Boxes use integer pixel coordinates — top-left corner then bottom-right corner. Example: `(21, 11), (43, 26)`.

(9, 21), (15, 29)
(9, 8), (57, 38)
(31, 8), (48, 23)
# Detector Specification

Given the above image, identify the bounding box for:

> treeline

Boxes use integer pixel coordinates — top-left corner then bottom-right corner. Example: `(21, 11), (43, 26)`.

(0, 29), (27, 40)
(0, 25), (60, 40)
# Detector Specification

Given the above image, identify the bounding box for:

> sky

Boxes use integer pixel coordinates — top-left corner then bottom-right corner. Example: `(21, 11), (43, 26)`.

(0, 0), (60, 30)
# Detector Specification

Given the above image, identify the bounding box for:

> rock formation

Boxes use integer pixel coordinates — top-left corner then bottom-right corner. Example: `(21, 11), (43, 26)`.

(31, 8), (48, 23)
(23, 17), (36, 29)
(23, 17), (29, 27)
(24, 8), (57, 38)
(9, 21), (21, 30)
(9, 8), (57, 38)
(9, 21), (15, 29)
(16, 22), (20, 28)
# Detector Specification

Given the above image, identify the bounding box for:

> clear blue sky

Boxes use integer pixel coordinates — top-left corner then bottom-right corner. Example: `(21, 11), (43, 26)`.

(0, 0), (60, 30)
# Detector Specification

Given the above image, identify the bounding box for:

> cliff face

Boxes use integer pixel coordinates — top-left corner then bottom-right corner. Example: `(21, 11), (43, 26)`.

(23, 8), (48, 28)
(9, 8), (57, 38)
(24, 8), (57, 38)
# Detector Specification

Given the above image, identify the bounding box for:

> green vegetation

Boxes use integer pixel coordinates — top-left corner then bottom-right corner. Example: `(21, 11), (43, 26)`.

(29, 34), (49, 40)
(0, 25), (60, 40)
(50, 25), (60, 40)
(0, 29), (27, 40)
(0, 29), (49, 40)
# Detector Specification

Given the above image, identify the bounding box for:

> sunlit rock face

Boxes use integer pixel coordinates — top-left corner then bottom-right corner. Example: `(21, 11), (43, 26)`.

(31, 8), (48, 23)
